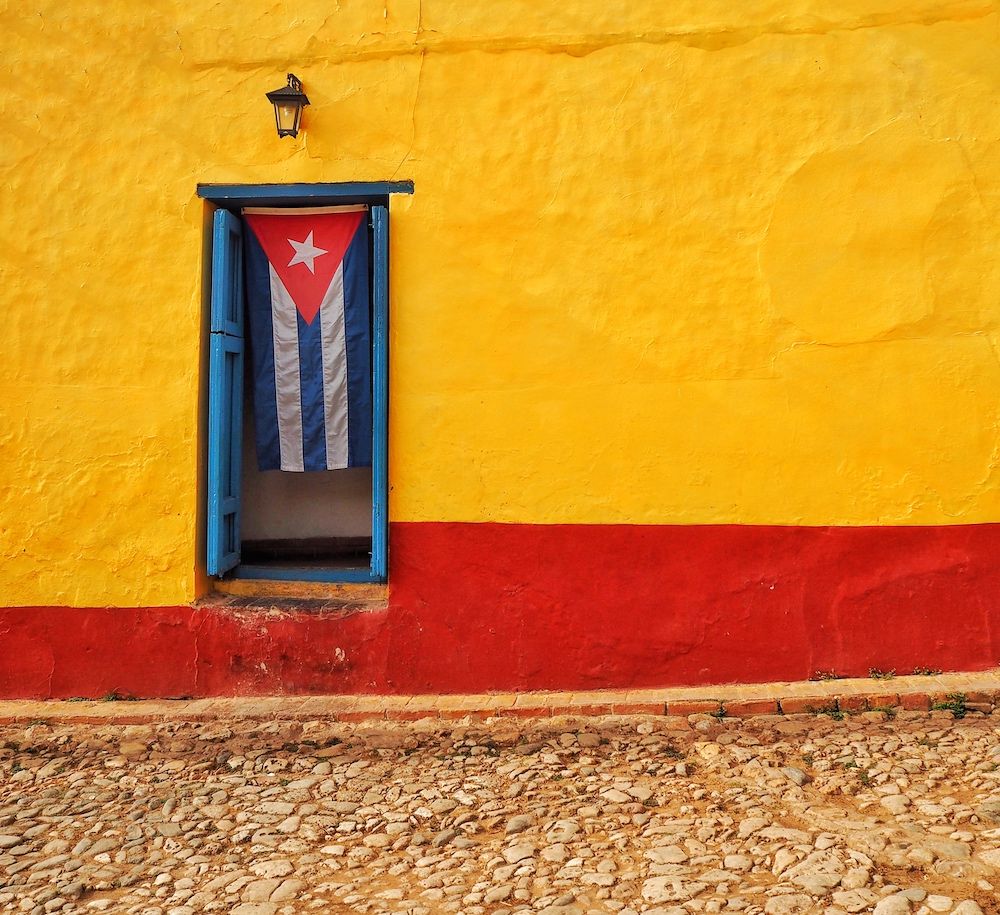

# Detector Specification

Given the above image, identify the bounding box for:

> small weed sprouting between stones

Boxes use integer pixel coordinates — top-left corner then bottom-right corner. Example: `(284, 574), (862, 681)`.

(835, 758), (861, 787)
(837, 759), (872, 788)
(808, 703), (844, 721)
(102, 691), (138, 702)
(912, 666), (943, 676)
(871, 706), (897, 720)
(931, 693), (968, 718)
(810, 670), (844, 682)
(869, 668), (896, 680)
(660, 742), (684, 761)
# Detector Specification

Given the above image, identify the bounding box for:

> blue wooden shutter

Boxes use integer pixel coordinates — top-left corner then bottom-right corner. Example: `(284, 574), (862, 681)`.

(370, 205), (389, 580)
(207, 208), (245, 576)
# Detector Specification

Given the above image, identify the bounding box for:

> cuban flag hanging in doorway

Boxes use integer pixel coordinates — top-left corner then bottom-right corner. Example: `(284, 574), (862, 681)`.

(242, 206), (372, 471)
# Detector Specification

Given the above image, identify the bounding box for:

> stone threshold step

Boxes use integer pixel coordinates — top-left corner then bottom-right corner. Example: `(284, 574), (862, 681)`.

(1, 668), (998, 725)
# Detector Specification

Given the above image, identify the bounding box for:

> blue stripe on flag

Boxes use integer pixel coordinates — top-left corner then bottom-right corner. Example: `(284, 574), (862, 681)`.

(296, 311), (328, 471)
(343, 222), (373, 467)
(243, 228), (282, 471)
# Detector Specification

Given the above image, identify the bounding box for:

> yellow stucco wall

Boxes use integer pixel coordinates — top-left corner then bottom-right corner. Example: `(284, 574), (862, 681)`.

(2, 1), (1000, 607)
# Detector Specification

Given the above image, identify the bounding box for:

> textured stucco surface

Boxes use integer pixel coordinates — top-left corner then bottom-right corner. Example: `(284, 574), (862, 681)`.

(2, 2), (1000, 606)
(4, 523), (1000, 698)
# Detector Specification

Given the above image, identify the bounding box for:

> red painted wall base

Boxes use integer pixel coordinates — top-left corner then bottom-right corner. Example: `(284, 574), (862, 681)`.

(2, 522), (1000, 698)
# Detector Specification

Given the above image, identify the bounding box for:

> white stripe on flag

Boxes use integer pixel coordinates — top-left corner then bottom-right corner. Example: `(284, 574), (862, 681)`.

(268, 265), (305, 472)
(319, 263), (350, 469)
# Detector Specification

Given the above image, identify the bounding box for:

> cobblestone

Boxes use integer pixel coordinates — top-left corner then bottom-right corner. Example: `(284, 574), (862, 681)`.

(2, 711), (1000, 913)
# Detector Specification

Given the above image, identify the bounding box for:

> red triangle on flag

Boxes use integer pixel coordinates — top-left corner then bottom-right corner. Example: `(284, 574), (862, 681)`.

(244, 209), (365, 324)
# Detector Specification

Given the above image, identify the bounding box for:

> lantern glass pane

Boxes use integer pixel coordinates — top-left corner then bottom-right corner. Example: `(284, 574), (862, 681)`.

(276, 103), (298, 134)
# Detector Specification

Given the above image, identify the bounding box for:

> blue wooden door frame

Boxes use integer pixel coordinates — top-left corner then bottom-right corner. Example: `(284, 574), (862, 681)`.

(198, 182), (413, 583)
(206, 209), (245, 576)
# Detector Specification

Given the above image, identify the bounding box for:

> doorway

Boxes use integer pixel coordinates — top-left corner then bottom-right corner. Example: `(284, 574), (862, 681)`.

(200, 181), (412, 583)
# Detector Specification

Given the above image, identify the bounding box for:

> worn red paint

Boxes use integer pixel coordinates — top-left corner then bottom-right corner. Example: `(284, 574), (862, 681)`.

(2, 522), (1000, 699)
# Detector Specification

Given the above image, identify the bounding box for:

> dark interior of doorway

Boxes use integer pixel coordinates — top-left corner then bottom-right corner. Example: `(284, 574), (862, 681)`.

(240, 536), (370, 568)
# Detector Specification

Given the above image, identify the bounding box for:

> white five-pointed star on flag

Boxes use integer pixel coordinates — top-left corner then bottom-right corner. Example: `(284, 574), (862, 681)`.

(287, 231), (328, 274)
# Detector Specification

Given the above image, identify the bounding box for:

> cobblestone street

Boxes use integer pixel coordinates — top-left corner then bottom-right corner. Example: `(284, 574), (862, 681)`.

(3, 709), (1000, 915)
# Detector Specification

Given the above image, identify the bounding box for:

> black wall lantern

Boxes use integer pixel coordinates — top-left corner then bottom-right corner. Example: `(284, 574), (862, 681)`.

(266, 73), (310, 138)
